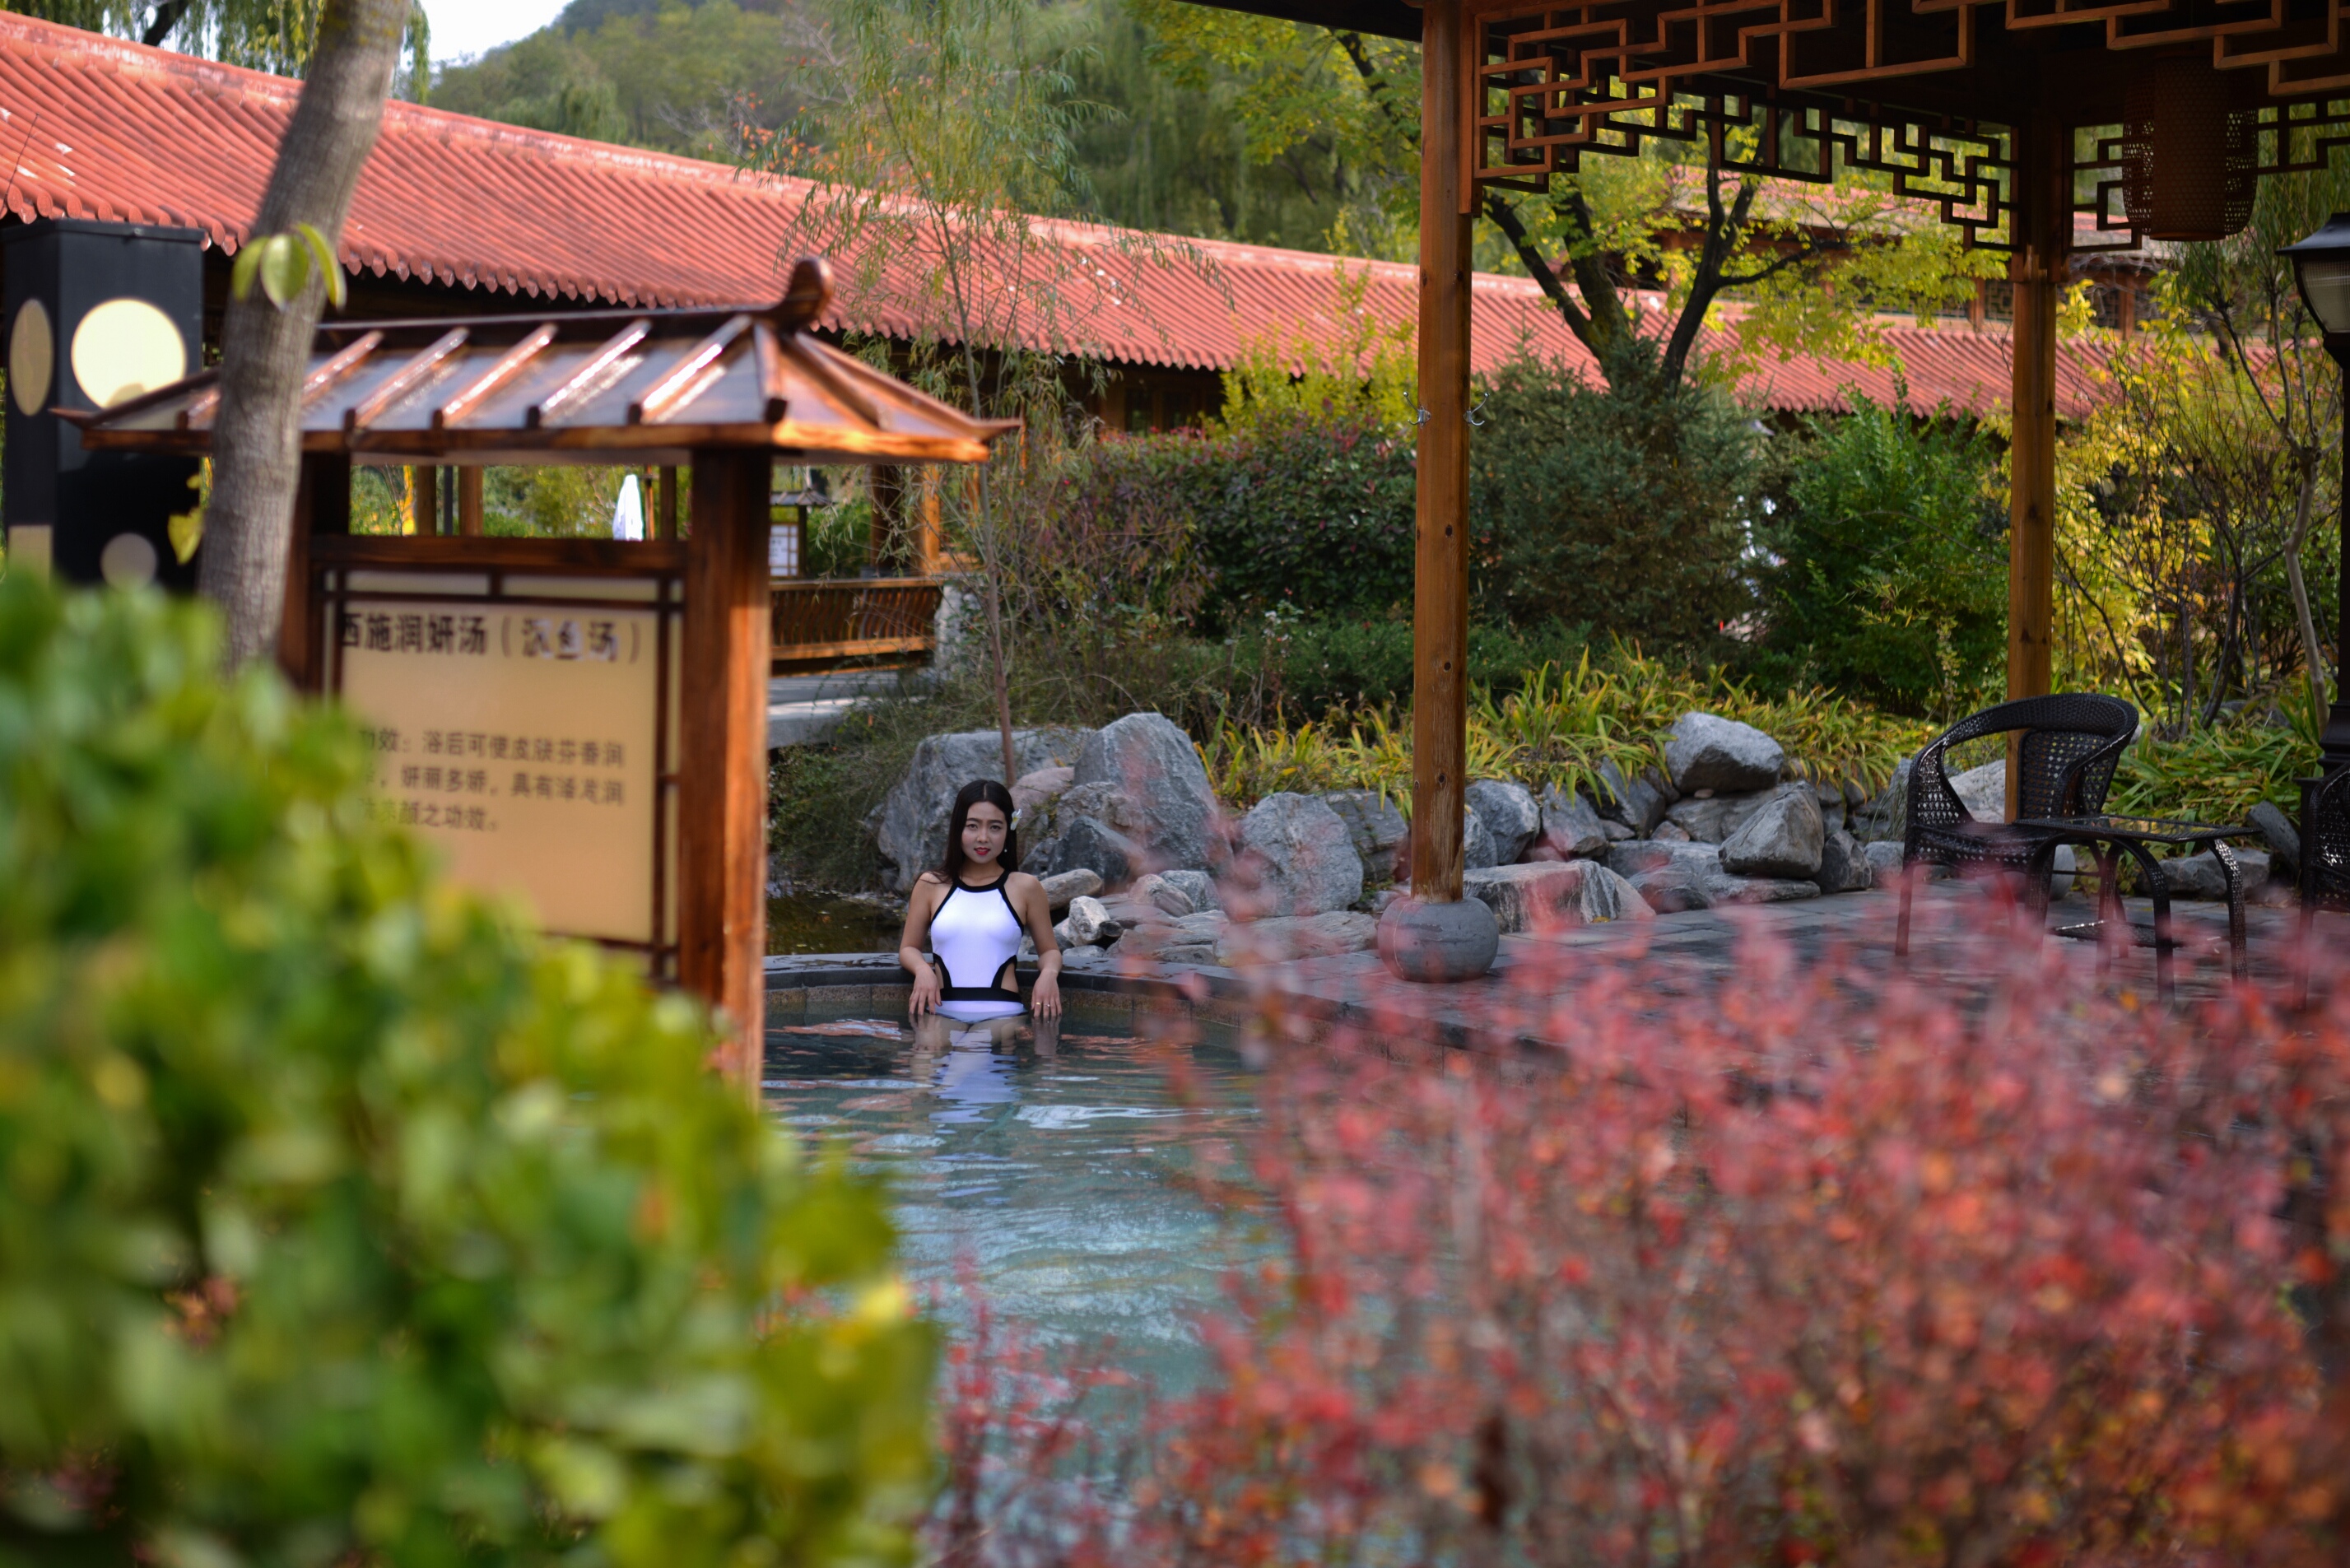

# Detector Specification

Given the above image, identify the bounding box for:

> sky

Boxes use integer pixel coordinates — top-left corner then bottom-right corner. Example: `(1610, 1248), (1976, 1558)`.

(426, 0), (568, 64)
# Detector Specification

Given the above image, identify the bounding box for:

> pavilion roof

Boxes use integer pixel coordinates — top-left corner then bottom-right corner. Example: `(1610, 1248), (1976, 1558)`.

(0, 10), (2115, 419)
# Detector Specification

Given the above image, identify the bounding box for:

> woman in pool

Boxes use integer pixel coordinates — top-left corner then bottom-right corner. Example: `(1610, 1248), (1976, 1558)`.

(900, 779), (1063, 1023)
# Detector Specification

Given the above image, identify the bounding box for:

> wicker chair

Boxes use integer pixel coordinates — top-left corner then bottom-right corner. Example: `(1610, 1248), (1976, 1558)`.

(2299, 767), (2350, 924)
(1896, 694), (2138, 956)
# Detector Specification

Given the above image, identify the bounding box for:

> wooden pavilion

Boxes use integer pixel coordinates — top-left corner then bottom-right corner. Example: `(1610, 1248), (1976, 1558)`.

(1182, 0), (2350, 975)
(77, 258), (1016, 1086)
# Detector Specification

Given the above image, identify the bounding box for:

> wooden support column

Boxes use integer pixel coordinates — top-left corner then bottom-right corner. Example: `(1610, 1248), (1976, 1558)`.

(1410, 0), (1473, 903)
(678, 449), (772, 1097)
(2005, 111), (2065, 820)
(278, 450), (349, 691)
(457, 467), (483, 536)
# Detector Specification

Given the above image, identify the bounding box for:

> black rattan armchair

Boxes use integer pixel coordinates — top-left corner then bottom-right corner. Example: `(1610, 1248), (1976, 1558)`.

(2299, 767), (2350, 925)
(1896, 694), (2138, 956)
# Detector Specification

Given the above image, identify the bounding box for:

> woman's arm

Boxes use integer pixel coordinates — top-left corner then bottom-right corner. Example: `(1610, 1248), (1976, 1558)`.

(899, 875), (942, 1017)
(1010, 873), (1063, 1018)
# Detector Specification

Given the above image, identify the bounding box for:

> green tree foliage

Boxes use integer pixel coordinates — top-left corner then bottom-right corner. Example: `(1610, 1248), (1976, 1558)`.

(3, 0), (429, 95)
(1468, 353), (1758, 646)
(0, 581), (933, 1566)
(430, 0), (815, 154)
(1760, 387), (2008, 717)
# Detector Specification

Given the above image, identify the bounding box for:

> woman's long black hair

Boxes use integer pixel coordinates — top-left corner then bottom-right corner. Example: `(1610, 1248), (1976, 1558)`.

(938, 778), (1019, 883)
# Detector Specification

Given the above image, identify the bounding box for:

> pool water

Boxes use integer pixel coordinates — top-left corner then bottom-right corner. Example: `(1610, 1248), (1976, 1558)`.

(761, 994), (1266, 1389)
(765, 892), (901, 955)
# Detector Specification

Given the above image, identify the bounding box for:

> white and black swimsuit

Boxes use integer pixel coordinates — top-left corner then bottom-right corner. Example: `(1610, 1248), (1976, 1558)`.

(928, 872), (1026, 1021)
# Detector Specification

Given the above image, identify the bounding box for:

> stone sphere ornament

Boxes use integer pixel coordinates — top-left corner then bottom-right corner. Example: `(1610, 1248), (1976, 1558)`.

(1375, 893), (1499, 983)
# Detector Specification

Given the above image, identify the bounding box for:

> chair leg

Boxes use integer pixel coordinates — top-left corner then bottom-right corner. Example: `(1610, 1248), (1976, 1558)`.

(1896, 871), (1914, 958)
(2213, 840), (2246, 985)
(2120, 841), (2173, 1003)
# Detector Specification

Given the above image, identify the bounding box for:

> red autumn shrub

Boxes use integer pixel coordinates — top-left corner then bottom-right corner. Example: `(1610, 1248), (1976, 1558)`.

(1101, 914), (2350, 1566)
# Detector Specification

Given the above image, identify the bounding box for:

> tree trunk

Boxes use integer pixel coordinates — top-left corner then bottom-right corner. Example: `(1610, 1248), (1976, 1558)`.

(199, 0), (409, 668)
(2286, 463), (2329, 728)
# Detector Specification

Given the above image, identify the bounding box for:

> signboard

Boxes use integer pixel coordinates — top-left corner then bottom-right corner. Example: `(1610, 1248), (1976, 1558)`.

(324, 569), (679, 960)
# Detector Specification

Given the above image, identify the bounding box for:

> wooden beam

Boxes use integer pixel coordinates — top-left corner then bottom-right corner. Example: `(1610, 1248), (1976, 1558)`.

(2005, 110), (2064, 820)
(677, 449), (772, 1099)
(278, 451), (349, 691)
(1410, 0), (1473, 902)
(457, 467), (484, 536)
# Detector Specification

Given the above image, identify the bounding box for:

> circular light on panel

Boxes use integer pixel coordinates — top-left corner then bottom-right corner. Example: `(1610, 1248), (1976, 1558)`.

(99, 532), (159, 589)
(70, 297), (185, 409)
(9, 298), (53, 416)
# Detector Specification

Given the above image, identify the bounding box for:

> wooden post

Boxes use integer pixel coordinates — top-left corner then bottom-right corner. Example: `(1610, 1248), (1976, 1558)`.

(457, 467), (483, 536)
(678, 449), (772, 1097)
(658, 467), (679, 540)
(1411, 0), (1473, 904)
(278, 450), (349, 690)
(2005, 111), (2064, 820)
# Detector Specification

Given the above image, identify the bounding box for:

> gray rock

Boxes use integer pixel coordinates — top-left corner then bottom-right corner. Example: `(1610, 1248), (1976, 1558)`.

(1036, 868), (1102, 913)
(1320, 789), (1409, 876)
(1032, 782), (1147, 886)
(1073, 713), (1225, 874)
(1663, 787), (1781, 844)
(1703, 872), (1822, 905)
(1603, 820), (1635, 841)
(1851, 756), (1913, 843)
(1947, 759), (2006, 822)
(1592, 759), (1673, 835)
(1133, 872), (1194, 918)
(1814, 779), (1850, 831)
(1011, 765), (1073, 816)
(1159, 869), (1220, 914)
(1612, 840), (1723, 914)
(870, 726), (1087, 890)
(1864, 840), (1906, 886)
(1461, 803), (1498, 872)
(1652, 819), (1693, 842)
(1219, 910), (1379, 966)
(1664, 713), (1784, 794)
(2250, 802), (2301, 878)
(1237, 793), (1364, 917)
(1115, 910), (1228, 964)
(2048, 843), (2077, 899)
(1061, 894), (1117, 947)
(2157, 848), (2269, 902)
(1376, 896), (1500, 981)
(1534, 784), (1611, 858)
(1814, 827), (1873, 895)
(1466, 779), (1542, 864)
(1463, 860), (1656, 933)
(1720, 788), (1825, 879)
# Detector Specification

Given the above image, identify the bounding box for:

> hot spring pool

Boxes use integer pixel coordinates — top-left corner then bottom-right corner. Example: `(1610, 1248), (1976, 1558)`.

(761, 988), (1264, 1387)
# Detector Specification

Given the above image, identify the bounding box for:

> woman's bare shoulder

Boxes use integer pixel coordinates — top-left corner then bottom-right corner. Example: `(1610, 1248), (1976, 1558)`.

(913, 869), (949, 887)
(1004, 871), (1045, 897)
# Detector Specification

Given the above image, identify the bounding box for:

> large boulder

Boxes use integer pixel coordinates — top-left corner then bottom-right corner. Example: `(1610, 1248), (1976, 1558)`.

(1591, 759), (1674, 835)
(1704, 871), (1822, 905)
(1663, 787), (1780, 844)
(2250, 802), (2300, 879)
(1947, 758), (2006, 822)
(1115, 910), (1228, 965)
(1720, 788), (1825, 879)
(1850, 756), (1912, 843)
(1028, 781), (1149, 886)
(1218, 910), (1379, 966)
(1463, 860), (1655, 933)
(1609, 839), (1723, 914)
(1320, 789), (1408, 877)
(870, 726), (1087, 890)
(1236, 793), (1364, 917)
(2161, 848), (2269, 901)
(1814, 827), (1873, 895)
(1664, 713), (1784, 795)
(1534, 784), (1610, 859)
(1466, 779), (1542, 864)
(1011, 765), (1073, 816)
(1072, 713), (1225, 874)
(1036, 868), (1102, 913)
(1159, 868), (1221, 914)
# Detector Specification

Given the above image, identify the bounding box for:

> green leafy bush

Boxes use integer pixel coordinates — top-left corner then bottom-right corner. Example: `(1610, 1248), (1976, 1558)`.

(1070, 416), (1417, 627)
(0, 582), (932, 1566)
(1469, 356), (1760, 646)
(1759, 386), (2007, 716)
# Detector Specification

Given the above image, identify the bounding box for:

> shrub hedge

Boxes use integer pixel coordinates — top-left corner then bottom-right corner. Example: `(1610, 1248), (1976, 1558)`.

(0, 581), (933, 1566)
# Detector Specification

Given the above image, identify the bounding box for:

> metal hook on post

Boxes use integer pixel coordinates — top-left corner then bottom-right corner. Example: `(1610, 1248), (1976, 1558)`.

(1466, 398), (1487, 427)
(1416, 406), (1431, 426)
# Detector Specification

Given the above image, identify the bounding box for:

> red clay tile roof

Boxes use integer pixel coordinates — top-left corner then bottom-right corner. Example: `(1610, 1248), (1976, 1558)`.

(0, 10), (2111, 418)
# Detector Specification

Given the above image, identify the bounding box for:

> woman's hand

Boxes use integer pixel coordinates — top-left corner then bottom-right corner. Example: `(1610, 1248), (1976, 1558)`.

(905, 951), (941, 1017)
(1030, 969), (1062, 1018)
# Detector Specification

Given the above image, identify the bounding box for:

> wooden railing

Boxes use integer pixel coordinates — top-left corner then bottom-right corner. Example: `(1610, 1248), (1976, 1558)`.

(770, 576), (943, 666)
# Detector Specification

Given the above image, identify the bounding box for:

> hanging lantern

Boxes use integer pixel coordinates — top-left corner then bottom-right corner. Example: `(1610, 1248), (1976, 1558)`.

(2122, 57), (2255, 242)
